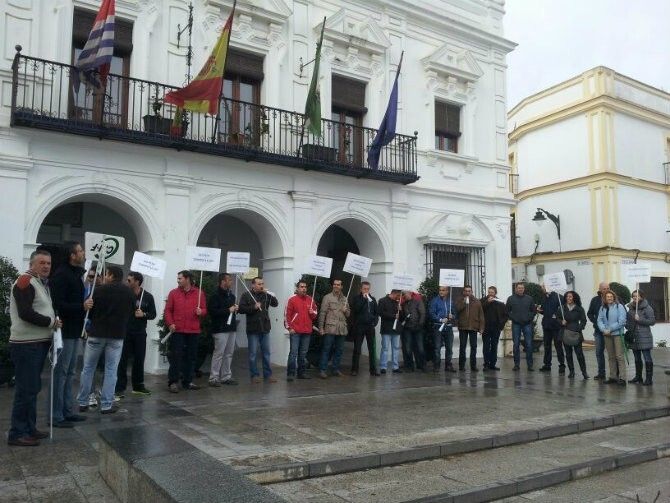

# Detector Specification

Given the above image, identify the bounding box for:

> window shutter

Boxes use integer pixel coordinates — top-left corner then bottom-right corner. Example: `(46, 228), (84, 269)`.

(332, 75), (367, 114)
(72, 8), (133, 55)
(435, 102), (460, 135)
(225, 49), (264, 81)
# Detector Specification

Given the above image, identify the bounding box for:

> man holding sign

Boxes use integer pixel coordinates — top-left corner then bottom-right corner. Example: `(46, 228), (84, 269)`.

(537, 284), (566, 375)
(164, 271), (207, 393)
(208, 274), (239, 387)
(284, 280), (318, 381)
(350, 282), (380, 377)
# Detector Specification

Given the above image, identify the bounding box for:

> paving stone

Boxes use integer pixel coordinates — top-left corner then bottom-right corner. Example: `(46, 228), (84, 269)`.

(309, 453), (381, 477)
(514, 468), (571, 493)
(536, 423), (579, 440)
(379, 445), (441, 465)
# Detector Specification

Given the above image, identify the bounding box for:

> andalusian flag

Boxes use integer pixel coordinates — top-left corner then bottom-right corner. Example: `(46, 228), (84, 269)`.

(304, 18), (326, 136)
(164, 2), (235, 115)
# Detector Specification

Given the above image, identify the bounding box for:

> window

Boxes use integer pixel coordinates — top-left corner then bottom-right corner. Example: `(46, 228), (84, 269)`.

(640, 277), (668, 322)
(219, 49), (264, 145)
(70, 9), (133, 126)
(424, 244), (486, 298)
(435, 101), (460, 153)
(331, 76), (367, 165)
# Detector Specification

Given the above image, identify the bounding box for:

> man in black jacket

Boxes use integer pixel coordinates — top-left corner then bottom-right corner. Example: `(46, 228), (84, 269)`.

(115, 271), (156, 396)
(48, 241), (87, 428)
(506, 283), (536, 371)
(537, 286), (566, 374)
(208, 273), (239, 386)
(76, 265), (134, 414)
(401, 291), (426, 372)
(481, 286), (508, 371)
(238, 277), (278, 383)
(587, 281), (609, 380)
(350, 281), (380, 376)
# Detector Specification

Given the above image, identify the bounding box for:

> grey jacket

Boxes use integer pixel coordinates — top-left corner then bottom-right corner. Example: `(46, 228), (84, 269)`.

(318, 292), (350, 336)
(625, 299), (655, 351)
(506, 294), (535, 325)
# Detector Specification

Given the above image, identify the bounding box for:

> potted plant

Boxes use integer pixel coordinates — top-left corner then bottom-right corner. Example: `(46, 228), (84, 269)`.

(142, 93), (173, 135)
(0, 256), (18, 386)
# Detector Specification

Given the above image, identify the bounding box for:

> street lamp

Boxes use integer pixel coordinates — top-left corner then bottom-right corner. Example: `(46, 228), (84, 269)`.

(532, 208), (561, 251)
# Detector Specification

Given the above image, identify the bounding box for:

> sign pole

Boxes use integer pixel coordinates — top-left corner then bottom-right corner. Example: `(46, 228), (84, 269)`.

(449, 287), (452, 316)
(346, 274), (356, 298)
(139, 288), (145, 307)
(635, 282), (638, 316)
(557, 291), (564, 318)
(311, 276), (318, 311)
(237, 274), (259, 310)
(197, 270), (203, 309)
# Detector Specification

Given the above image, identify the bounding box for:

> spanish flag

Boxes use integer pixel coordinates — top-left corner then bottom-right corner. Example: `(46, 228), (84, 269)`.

(164, 2), (235, 115)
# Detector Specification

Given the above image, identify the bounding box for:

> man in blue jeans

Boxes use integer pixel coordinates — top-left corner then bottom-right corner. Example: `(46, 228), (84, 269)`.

(8, 250), (61, 446)
(429, 286), (457, 372)
(77, 265), (135, 414)
(317, 279), (350, 378)
(284, 280), (317, 381)
(506, 283), (536, 371)
(239, 277), (279, 383)
(378, 289), (402, 374)
(587, 281), (608, 380)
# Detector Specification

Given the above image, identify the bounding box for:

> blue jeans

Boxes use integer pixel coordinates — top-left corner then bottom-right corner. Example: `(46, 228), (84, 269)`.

(8, 342), (49, 441)
(433, 326), (454, 369)
(287, 333), (310, 377)
(77, 337), (123, 410)
(49, 337), (80, 422)
(512, 322), (533, 367)
(247, 332), (272, 378)
(380, 334), (401, 370)
(319, 334), (344, 373)
(593, 331), (606, 376)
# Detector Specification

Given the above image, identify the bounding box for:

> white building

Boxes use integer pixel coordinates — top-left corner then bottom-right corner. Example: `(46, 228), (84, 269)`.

(509, 67), (670, 342)
(0, 0), (515, 373)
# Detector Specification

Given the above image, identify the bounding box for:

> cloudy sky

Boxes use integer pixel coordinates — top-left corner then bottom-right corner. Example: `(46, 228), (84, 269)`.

(504, 0), (670, 109)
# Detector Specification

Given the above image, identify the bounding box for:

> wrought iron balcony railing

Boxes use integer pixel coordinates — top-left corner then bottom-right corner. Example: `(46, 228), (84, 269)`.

(10, 48), (418, 184)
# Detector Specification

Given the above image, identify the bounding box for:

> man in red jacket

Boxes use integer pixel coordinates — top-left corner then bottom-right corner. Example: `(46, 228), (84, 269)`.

(284, 280), (318, 381)
(164, 270), (207, 393)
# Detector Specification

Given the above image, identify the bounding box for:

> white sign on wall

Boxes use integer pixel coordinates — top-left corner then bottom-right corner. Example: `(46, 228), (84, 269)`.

(185, 246), (221, 272)
(624, 263), (651, 284)
(226, 251), (250, 274)
(439, 269), (465, 288)
(343, 252), (372, 277)
(544, 272), (567, 293)
(392, 274), (416, 291)
(130, 252), (167, 279)
(84, 232), (125, 265)
(304, 255), (333, 278)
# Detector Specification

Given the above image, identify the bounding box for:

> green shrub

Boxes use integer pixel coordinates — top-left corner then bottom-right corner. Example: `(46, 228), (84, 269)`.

(523, 282), (544, 306)
(609, 282), (631, 305)
(0, 256), (19, 380)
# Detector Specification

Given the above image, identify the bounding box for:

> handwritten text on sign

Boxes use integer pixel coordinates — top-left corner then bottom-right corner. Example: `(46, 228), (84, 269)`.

(392, 274), (416, 291)
(226, 251), (250, 274)
(343, 252), (372, 277)
(543, 272), (567, 293)
(304, 255), (333, 278)
(624, 263), (651, 284)
(84, 232), (125, 265)
(130, 252), (167, 279)
(185, 246), (221, 272)
(439, 269), (465, 288)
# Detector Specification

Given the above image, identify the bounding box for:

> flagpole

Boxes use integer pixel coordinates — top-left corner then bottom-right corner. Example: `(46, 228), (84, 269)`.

(211, 0), (237, 144)
(298, 17), (326, 155)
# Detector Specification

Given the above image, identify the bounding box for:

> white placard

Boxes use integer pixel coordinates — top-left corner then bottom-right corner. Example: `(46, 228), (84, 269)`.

(439, 269), (465, 288)
(342, 252), (372, 278)
(185, 246), (221, 272)
(304, 255), (333, 278)
(130, 252), (167, 279)
(226, 251), (250, 274)
(84, 232), (125, 265)
(392, 274), (416, 291)
(544, 272), (568, 293)
(83, 259), (93, 274)
(243, 267), (259, 280)
(624, 263), (651, 284)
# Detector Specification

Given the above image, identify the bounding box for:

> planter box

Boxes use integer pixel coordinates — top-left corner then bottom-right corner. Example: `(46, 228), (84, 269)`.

(302, 144), (336, 163)
(142, 115), (172, 135)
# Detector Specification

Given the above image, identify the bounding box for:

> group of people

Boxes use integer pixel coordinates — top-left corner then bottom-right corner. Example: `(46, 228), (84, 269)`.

(6, 241), (658, 447)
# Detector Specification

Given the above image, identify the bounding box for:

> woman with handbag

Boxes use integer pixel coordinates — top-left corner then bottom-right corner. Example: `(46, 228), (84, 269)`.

(626, 289), (655, 386)
(597, 290), (628, 386)
(557, 291), (589, 380)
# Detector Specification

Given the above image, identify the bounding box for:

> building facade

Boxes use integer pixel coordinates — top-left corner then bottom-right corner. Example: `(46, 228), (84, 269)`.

(509, 67), (670, 342)
(0, 0), (515, 373)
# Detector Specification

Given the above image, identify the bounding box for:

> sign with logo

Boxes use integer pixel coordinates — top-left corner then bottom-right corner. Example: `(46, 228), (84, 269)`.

(392, 274), (416, 291)
(243, 267), (259, 280)
(624, 263), (651, 284)
(304, 255), (333, 278)
(130, 252), (167, 279)
(185, 246), (221, 272)
(84, 232), (125, 265)
(439, 269), (465, 288)
(544, 272), (568, 293)
(343, 252), (372, 278)
(226, 251), (250, 274)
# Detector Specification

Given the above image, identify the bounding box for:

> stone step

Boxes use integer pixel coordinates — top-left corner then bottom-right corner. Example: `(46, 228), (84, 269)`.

(264, 417), (670, 503)
(242, 405), (670, 484)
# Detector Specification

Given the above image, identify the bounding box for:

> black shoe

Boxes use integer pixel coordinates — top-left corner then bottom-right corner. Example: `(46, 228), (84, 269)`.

(351, 371), (358, 376)
(8, 437), (40, 447)
(48, 420), (74, 428)
(380, 369), (387, 374)
(513, 365), (520, 371)
(371, 371), (381, 376)
(297, 375), (311, 380)
(583, 373), (590, 380)
(539, 366), (551, 372)
(470, 367), (478, 372)
(392, 369), (402, 374)
(184, 383), (201, 390)
(527, 366), (534, 372)
(604, 378), (618, 384)
(64, 414), (87, 422)
(628, 376), (642, 384)
(433, 367), (440, 373)
(568, 371), (575, 378)
(445, 366), (457, 373)
(617, 379), (626, 386)
(101, 404), (120, 414)
(286, 375), (295, 382)
(30, 430), (49, 440)
(593, 374), (606, 381)
(491, 366), (501, 371)
(458, 367), (465, 372)
(132, 386), (152, 396)
(558, 365), (566, 375)
(222, 379), (238, 385)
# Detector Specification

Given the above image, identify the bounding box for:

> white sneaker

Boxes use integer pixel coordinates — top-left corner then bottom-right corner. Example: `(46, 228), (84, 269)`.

(88, 393), (98, 407)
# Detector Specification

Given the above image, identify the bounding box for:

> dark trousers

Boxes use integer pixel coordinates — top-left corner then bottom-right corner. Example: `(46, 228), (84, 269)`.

(402, 328), (425, 370)
(401, 330), (414, 369)
(632, 349), (652, 365)
(542, 328), (565, 368)
(9, 342), (49, 441)
(563, 342), (587, 375)
(116, 331), (147, 392)
(433, 326), (454, 369)
(482, 328), (501, 368)
(352, 325), (377, 373)
(458, 330), (478, 369)
(167, 333), (199, 387)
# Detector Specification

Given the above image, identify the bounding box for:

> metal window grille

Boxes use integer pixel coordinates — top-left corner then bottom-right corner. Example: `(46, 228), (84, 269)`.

(424, 244), (486, 298)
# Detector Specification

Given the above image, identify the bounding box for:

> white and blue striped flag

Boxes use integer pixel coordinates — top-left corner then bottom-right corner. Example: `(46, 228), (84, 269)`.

(73, 0), (115, 92)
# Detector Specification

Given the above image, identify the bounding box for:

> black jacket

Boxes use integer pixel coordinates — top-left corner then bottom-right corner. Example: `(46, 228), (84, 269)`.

(209, 288), (237, 333)
(402, 298), (425, 331)
(540, 292), (563, 330)
(351, 294), (379, 328)
(480, 296), (508, 332)
(378, 296), (401, 334)
(126, 288), (157, 334)
(587, 294), (603, 333)
(51, 262), (86, 339)
(89, 282), (135, 339)
(557, 304), (587, 333)
(506, 294), (535, 325)
(239, 290), (278, 334)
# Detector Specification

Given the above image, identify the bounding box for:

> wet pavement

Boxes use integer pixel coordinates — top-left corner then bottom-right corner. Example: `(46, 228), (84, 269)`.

(1, 346), (669, 502)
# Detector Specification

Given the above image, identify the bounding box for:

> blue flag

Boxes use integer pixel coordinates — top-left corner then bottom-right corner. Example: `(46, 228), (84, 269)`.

(368, 53), (403, 170)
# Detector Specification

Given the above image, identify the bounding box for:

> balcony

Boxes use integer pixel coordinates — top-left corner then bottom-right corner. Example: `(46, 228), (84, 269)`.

(9, 48), (418, 184)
